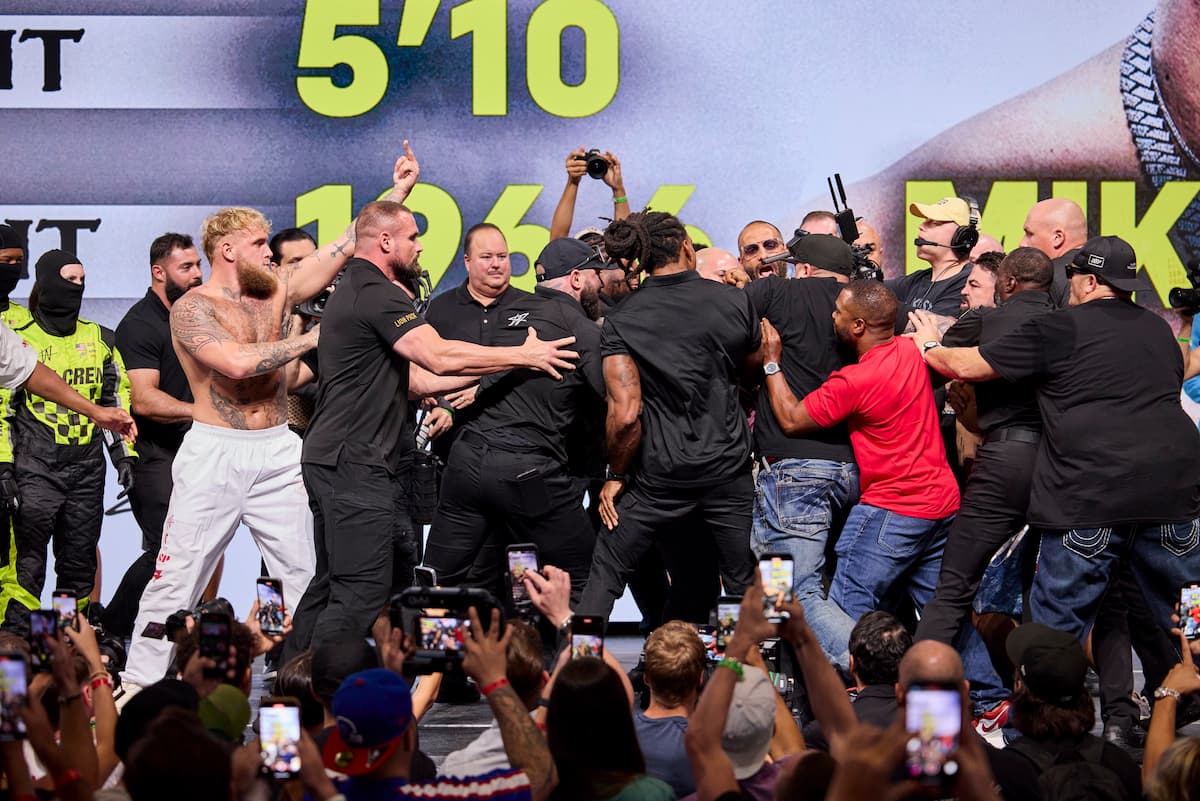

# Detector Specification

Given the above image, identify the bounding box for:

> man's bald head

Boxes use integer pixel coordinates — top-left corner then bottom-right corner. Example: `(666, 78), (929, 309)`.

(1020, 198), (1087, 258)
(696, 247), (741, 283)
(853, 219), (885, 274)
(355, 200), (411, 241)
(898, 641), (965, 689)
(969, 233), (1004, 262)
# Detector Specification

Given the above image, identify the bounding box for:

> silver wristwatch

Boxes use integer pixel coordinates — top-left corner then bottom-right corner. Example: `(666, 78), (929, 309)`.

(763, 361), (781, 376)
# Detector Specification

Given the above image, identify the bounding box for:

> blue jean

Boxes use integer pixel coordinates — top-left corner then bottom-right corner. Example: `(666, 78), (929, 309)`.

(832, 503), (1008, 714)
(751, 458), (859, 667)
(1031, 520), (1200, 646)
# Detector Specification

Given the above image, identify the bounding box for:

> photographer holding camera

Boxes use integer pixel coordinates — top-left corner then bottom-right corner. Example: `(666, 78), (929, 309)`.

(550, 148), (631, 241)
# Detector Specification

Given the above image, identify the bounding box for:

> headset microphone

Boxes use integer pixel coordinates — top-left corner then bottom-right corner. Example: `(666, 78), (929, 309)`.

(913, 237), (954, 248)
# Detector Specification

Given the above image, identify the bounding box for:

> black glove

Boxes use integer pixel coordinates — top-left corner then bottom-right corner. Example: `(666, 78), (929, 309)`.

(116, 459), (135, 497)
(0, 466), (17, 514)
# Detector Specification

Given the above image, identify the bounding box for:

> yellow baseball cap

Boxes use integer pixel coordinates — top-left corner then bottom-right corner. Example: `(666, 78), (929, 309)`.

(909, 197), (971, 227)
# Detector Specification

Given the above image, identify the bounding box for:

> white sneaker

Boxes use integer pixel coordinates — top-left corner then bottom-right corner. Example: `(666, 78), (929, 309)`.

(113, 681), (143, 712)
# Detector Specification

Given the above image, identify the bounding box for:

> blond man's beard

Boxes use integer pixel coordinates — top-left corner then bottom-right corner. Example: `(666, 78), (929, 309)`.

(237, 259), (279, 299)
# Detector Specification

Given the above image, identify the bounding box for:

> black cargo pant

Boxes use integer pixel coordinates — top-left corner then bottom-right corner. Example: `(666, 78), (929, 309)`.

(103, 440), (176, 637)
(3, 444), (105, 635)
(424, 431), (596, 604)
(285, 454), (417, 661)
(579, 472), (755, 624)
(915, 436), (1038, 645)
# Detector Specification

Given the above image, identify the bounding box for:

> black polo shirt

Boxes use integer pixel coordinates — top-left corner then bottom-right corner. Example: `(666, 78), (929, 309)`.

(887, 264), (971, 317)
(115, 288), (192, 452)
(466, 285), (605, 463)
(600, 269), (759, 489)
(941, 290), (1056, 435)
(744, 276), (854, 463)
(979, 297), (1200, 528)
(423, 281), (535, 458)
(423, 281), (534, 346)
(302, 259), (429, 472)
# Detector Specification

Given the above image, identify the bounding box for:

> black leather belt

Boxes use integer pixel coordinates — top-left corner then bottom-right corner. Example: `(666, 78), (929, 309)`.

(983, 428), (1040, 445)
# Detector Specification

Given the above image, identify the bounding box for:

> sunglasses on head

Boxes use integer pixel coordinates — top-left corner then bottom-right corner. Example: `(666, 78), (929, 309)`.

(741, 239), (782, 257)
(1064, 264), (1090, 279)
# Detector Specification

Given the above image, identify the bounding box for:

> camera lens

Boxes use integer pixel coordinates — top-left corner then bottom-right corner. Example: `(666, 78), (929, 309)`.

(584, 149), (609, 180)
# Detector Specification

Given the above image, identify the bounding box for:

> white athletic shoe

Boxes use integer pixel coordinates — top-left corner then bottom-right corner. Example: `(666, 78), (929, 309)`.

(113, 681), (144, 712)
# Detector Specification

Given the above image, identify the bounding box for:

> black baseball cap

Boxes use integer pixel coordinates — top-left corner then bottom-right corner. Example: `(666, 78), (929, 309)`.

(1005, 623), (1087, 706)
(790, 234), (855, 276)
(535, 238), (602, 282)
(1069, 236), (1147, 292)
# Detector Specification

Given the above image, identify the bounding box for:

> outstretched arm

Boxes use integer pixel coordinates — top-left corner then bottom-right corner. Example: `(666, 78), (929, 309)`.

(550, 147), (588, 239)
(286, 140), (421, 306)
(171, 294), (318, 380)
(760, 319), (822, 434)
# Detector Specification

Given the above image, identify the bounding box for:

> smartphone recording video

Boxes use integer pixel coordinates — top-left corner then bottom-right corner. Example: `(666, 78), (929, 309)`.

(904, 684), (961, 785)
(758, 555), (795, 622)
(199, 612), (232, 678)
(256, 578), (285, 637)
(0, 653), (27, 740)
(570, 615), (605, 658)
(507, 544), (539, 604)
(715, 598), (741, 651)
(259, 701), (302, 779)
(418, 616), (469, 651)
(1182, 583), (1200, 641)
(29, 611), (56, 674)
(52, 592), (78, 632)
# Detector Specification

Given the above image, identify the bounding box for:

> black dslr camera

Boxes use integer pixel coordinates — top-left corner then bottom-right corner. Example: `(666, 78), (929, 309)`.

(389, 587), (503, 674)
(573, 149), (610, 180)
(1168, 258), (1200, 315)
(295, 268), (346, 318)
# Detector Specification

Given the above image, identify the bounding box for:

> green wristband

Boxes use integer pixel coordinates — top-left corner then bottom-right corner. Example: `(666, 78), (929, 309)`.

(718, 657), (744, 681)
(612, 195), (628, 204)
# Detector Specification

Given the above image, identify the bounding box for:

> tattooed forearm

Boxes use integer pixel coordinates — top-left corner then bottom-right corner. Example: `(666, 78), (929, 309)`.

(243, 332), (318, 377)
(486, 685), (556, 795)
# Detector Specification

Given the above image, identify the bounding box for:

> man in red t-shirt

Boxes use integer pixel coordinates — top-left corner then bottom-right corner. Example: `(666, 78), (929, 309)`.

(760, 281), (1001, 716)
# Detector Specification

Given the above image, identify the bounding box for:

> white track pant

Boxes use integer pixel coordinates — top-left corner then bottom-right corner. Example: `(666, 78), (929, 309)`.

(123, 422), (315, 687)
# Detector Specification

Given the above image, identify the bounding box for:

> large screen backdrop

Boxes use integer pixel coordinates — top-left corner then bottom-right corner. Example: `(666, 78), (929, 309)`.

(1, 1), (1188, 617)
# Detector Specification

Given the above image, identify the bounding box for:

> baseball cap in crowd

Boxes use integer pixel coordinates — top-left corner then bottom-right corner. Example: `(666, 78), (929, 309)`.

(909, 197), (972, 227)
(1005, 623), (1087, 706)
(722, 665), (777, 779)
(535, 238), (603, 282)
(311, 637), (380, 704)
(1069, 235), (1147, 292)
(323, 669), (414, 776)
(791, 234), (855, 276)
(198, 683), (252, 743)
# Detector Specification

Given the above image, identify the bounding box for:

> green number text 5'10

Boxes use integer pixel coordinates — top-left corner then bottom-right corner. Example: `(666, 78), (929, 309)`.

(296, 0), (620, 119)
(296, 182), (712, 292)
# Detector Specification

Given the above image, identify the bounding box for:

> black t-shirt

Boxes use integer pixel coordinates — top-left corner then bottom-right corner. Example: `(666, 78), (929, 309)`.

(887, 265), (971, 317)
(302, 259), (429, 472)
(466, 286), (605, 464)
(600, 270), (759, 489)
(802, 684), (897, 753)
(941, 291), (1056, 435)
(744, 276), (854, 462)
(985, 734), (1141, 801)
(979, 297), (1200, 527)
(1049, 248), (1080, 309)
(423, 282), (534, 460)
(115, 288), (193, 452)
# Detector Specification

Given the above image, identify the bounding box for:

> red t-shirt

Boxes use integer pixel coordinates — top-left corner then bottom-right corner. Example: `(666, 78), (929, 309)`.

(803, 337), (959, 519)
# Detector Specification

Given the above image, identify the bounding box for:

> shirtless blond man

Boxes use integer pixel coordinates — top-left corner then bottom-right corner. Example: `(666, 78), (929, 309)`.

(121, 149), (421, 689)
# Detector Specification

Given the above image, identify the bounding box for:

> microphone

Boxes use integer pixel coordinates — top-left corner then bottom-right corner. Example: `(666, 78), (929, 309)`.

(760, 251), (797, 265)
(914, 237), (954, 248)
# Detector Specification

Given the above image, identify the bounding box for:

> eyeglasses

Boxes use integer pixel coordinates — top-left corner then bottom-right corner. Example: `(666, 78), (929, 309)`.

(537, 249), (603, 282)
(1064, 264), (1089, 279)
(741, 239), (782, 257)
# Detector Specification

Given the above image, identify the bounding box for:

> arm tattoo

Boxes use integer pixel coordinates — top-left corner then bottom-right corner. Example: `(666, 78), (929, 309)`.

(486, 685), (554, 790)
(170, 295), (231, 354)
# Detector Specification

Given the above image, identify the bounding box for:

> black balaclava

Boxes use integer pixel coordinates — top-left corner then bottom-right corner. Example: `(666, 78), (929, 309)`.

(0, 225), (27, 308)
(34, 249), (85, 336)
